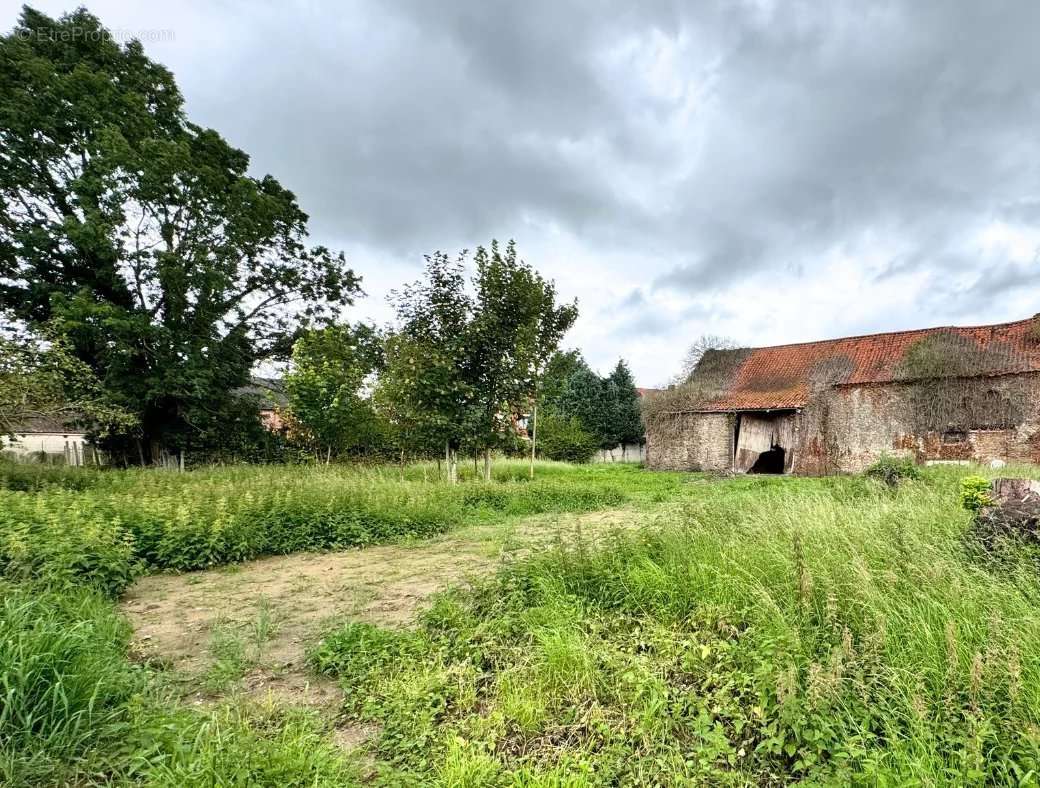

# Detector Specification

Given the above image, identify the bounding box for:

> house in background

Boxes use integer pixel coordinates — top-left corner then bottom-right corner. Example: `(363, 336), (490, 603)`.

(237, 376), (289, 432)
(1, 415), (97, 465)
(647, 317), (1040, 474)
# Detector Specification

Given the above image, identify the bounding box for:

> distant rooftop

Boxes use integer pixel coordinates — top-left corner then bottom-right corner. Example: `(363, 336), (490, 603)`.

(237, 376), (288, 408)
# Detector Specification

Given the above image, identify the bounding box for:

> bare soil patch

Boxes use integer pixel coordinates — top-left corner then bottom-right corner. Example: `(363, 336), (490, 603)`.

(120, 508), (639, 721)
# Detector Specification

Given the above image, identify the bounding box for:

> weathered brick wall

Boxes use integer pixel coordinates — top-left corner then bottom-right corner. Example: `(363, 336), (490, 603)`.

(795, 373), (1040, 473)
(646, 412), (733, 471)
(647, 373), (1040, 474)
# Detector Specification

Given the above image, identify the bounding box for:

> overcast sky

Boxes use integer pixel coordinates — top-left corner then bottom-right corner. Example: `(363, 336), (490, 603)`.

(7, 1), (1040, 385)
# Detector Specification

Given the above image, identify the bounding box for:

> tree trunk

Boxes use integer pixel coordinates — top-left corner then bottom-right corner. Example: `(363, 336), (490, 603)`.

(325, 445), (332, 466)
(529, 403), (537, 478)
(444, 441), (459, 484)
(483, 448), (491, 482)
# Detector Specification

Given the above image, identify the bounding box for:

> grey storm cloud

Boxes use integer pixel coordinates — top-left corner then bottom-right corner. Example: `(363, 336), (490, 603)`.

(8, 0), (1040, 383)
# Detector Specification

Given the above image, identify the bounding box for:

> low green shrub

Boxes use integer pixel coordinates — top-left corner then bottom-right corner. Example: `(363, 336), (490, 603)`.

(865, 454), (921, 486)
(310, 621), (424, 683)
(535, 413), (600, 464)
(0, 493), (139, 595)
(0, 462), (643, 579)
(960, 475), (993, 512)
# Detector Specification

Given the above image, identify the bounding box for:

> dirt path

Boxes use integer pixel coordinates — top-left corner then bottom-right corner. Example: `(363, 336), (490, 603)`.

(120, 508), (637, 712)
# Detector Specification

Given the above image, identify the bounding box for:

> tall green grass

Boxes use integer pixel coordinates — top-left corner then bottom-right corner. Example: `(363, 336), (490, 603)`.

(0, 581), (362, 786)
(313, 467), (1040, 785)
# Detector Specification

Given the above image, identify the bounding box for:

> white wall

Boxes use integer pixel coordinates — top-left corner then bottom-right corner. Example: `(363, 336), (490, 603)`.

(1, 432), (94, 465)
(593, 442), (646, 463)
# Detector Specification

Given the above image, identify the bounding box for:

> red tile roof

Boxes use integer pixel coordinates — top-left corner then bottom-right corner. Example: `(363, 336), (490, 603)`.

(691, 317), (1040, 412)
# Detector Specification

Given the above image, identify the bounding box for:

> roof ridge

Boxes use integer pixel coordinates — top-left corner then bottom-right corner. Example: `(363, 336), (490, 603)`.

(738, 316), (1036, 352)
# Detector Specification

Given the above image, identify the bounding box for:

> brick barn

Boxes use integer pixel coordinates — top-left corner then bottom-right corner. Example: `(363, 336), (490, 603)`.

(645, 317), (1040, 474)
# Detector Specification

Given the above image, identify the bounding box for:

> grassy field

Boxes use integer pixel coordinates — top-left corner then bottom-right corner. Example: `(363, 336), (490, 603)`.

(4, 460), (1040, 785)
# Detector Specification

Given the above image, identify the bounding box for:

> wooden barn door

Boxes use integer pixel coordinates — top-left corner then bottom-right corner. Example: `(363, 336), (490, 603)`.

(734, 413), (796, 474)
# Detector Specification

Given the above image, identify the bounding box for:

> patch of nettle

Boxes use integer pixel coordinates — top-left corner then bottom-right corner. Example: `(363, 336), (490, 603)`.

(0, 461), (636, 592)
(313, 467), (1040, 786)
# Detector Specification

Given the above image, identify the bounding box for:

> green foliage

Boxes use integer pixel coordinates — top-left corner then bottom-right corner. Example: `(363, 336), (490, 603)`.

(313, 466), (1040, 785)
(377, 320), (472, 465)
(0, 458), (101, 492)
(550, 356), (644, 451)
(285, 323), (387, 459)
(607, 359), (644, 446)
(0, 584), (142, 782)
(468, 241), (578, 461)
(459, 478), (625, 514)
(384, 242), (577, 478)
(535, 412), (599, 463)
(0, 8), (360, 455)
(0, 329), (135, 437)
(865, 454), (921, 486)
(960, 476), (994, 512)
(538, 349), (585, 412)
(310, 621), (423, 683)
(0, 492), (139, 595)
(558, 364), (613, 448)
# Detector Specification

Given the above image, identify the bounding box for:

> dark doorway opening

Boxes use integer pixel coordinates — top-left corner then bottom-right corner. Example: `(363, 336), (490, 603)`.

(748, 445), (785, 474)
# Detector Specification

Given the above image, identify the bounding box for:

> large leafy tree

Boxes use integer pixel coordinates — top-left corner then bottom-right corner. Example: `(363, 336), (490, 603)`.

(0, 8), (360, 458)
(551, 355), (643, 456)
(559, 364), (613, 450)
(284, 324), (384, 462)
(539, 350), (585, 412)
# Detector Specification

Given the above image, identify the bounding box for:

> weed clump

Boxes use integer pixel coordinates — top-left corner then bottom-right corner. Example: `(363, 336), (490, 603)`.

(865, 455), (920, 486)
(960, 475), (993, 512)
